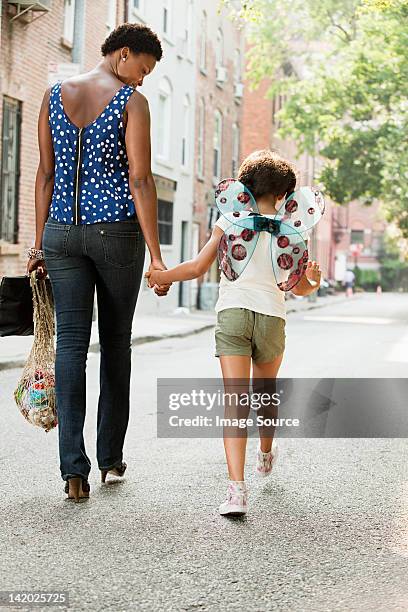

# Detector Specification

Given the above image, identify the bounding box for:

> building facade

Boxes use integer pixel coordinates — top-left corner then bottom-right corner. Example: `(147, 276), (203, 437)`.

(126, 0), (196, 313)
(332, 200), (386, 281)
(192, 1), (245, 308)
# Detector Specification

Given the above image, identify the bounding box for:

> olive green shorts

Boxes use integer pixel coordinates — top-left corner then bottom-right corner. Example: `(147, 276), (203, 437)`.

(215, 308), (286, 363)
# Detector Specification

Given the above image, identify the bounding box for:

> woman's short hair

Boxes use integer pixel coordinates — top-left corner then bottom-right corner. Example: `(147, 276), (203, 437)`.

(238, 150), (298, 199)
(101, 23), (163, 61)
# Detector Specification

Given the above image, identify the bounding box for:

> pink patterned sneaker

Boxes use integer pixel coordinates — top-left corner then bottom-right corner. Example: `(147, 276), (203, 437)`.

(256, 440), (278, 478)
(219, 481), (248, 516)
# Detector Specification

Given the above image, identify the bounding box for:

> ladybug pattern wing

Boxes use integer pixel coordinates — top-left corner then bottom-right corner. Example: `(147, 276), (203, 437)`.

(270, 221), (309, 292)
(218, 218), (259, 281)
(276, 187), (325, 234)
(215, 179), (259, 229)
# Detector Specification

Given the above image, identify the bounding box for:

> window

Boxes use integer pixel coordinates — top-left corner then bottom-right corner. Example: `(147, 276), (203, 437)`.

(163, 0), (172, 37)
(186, 0), (193, 58)
(215, 29), (224, 70)
(106, 0), (117, 34)
(272, 94), (286, 128)
(157, 78), (172, 160)
(197, 98), (205, 178)
(128, 0), (144, 22)
(181, 95), (190, 168)
(1, 97), (21, 243)
(350, 229), (364, 245)
(232, 123), (240, 176)
(63, 0), (76, 45)
(234, 48), (242, 83)
(371, 231), (383, 255)
(213, 110), (223, 181)
(158, 200), (173, 245)
(200, 11), (207, 71)
(130, 0), (143, 12)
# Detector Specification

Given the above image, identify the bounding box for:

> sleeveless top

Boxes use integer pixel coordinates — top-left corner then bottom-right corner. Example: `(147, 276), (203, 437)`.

(48, 81), (136, 225)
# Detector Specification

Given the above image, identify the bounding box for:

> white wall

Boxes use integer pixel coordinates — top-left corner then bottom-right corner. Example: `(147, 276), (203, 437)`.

(129, 0), (197, 314)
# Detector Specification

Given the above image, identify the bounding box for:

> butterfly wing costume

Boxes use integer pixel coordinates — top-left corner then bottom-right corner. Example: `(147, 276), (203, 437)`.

(215, 179), (325, 291)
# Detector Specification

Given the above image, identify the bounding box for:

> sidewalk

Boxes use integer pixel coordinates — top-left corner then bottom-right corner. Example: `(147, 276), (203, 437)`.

(0, 293), (351, 371)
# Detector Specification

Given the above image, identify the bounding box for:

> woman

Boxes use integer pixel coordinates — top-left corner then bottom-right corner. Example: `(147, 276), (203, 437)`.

(26, 23), (171, 502)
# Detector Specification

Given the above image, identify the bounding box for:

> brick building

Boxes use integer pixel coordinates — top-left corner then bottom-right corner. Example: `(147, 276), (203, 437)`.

(332, 200), (386, 281)
(192, 1), (244, 306)
(241, 73), (335, 281)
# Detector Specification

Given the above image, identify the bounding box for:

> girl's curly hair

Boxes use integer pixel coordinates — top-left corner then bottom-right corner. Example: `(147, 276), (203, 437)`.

(238, 150), (298, 199)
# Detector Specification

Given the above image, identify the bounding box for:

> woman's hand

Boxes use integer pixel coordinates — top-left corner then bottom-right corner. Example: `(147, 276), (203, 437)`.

(305, 260), (321, 287)
(26, 258), (48, 280)
(147, 259), (171, 296)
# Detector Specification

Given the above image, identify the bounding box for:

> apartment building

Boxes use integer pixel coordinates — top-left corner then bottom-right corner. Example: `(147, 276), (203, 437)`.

(332, 200), (386, 281)
(192, 1), (245, 307)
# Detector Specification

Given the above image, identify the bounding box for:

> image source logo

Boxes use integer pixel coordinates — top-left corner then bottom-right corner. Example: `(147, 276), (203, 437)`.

(157, 378), (408, 439)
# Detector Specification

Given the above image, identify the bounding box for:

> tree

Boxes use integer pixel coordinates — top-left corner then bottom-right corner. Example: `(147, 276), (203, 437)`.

(220, 0), (362, 94)
(223, 0), (408, 240)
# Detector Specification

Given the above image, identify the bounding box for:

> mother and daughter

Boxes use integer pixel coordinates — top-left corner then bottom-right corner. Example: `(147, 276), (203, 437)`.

(146, 149), (322, 517)
(29, 21), (321, 511)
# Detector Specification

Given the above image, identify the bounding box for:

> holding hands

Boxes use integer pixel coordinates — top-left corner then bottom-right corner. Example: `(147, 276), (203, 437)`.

(145, 259), (172, 296)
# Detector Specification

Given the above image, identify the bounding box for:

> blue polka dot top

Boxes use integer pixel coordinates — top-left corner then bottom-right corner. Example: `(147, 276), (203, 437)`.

(48, 81), (136, 225)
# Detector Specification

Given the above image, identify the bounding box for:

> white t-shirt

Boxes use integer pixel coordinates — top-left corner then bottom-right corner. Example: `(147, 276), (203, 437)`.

(214, 213), (310, 320)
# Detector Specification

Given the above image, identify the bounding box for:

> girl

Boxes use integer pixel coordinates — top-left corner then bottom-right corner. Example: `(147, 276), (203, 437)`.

(146, 150), (321, 516)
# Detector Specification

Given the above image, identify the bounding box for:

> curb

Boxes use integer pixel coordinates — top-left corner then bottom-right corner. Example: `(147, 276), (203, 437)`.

(0, 323), (217, 371)
(0, 294), (354, 371)
(87, 322), (216, 353)
(286, 293), (359, 314)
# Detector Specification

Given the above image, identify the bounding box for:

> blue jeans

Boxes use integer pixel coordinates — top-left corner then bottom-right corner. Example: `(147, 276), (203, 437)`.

(43, 216), (145, 481)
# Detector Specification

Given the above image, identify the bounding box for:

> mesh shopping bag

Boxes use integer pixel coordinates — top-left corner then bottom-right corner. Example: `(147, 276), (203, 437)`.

(14, 271), (57, 432)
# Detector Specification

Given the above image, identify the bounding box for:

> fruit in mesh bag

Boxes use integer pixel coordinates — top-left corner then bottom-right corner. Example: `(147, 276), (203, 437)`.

(14, 370), (57, 431)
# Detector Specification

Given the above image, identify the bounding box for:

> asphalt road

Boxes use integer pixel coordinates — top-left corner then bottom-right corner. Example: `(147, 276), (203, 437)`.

(0, 293), (407, 611)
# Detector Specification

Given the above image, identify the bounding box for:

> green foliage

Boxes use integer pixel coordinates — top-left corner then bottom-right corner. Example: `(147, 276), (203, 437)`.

(353, 266), (381, 290)
(376, 234), (408, 290)
(379, 259), (408, 291)
(225, 0), (408, 239)
(221, 0), (362, 93)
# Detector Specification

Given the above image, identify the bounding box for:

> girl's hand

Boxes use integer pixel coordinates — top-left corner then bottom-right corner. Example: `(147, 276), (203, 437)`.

(305, 260), (321, 286)
(144, 268), (167, 289)
(26, 258), (47, 280)
(146, 260), (171, 296)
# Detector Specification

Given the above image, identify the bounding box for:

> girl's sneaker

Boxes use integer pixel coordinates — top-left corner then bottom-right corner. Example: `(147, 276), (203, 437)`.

(219, 481), (248, 516)
(256, 440), (278, 477)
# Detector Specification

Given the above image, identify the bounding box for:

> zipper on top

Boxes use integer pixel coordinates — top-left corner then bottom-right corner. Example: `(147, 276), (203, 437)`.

(73, 128), (84, 225)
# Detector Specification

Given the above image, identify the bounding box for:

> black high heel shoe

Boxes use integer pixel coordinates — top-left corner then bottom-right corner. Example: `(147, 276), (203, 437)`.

(100, 461), (127, 483)
(64, 477), (90, 502)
